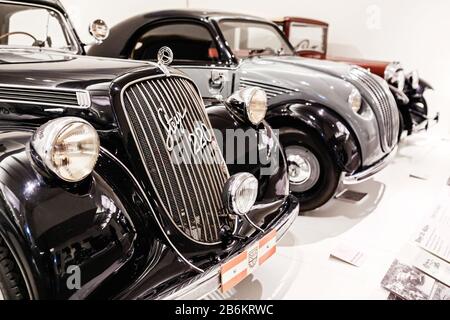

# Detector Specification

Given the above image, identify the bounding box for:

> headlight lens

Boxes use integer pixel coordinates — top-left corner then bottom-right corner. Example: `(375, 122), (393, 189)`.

(246, 89), (267, 125)
(226, 87), (267, 126)
(348, 88), (362, 113)
(223, 173), (258, 216)
(31, 117), (100, 182)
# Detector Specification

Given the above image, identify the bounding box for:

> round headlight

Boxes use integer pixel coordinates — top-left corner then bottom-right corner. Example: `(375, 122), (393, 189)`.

(31, 117), (100, 182)
(348, 88), (362, 113)
(223, 173), (258, 216)
(246, 88), (267, 125)
(226, 87), (267, 126)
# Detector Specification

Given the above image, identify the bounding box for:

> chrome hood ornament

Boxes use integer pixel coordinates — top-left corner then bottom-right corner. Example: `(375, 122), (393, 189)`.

(157, 46), (173, 66)
(157, 46), (173, 76)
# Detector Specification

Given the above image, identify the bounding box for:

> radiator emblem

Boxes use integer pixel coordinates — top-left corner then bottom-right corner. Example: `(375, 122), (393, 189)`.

(157, 107), (212, 157)
(157, 46), (173, 66)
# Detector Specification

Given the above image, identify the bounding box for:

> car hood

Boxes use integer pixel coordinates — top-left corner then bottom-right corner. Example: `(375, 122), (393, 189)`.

(0, 49), (152, 91)
(261, 55), (355, 79)
(237, 55), (356, 109)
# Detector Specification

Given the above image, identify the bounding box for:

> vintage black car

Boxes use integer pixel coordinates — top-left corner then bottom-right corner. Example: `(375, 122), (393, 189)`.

(90, 10), (400, 212)
(0, 0), (299, 300)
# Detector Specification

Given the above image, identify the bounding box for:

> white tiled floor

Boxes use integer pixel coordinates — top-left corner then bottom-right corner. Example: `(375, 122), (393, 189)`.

(208, 123), (450, 300)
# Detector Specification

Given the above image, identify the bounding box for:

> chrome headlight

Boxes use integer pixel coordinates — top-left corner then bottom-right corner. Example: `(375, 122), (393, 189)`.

(223, 173), (258, 216)
(348, 87), (362, 113)
(31, 117), (100, 182)
(385, 62), (405, 91)
(226, 87), (267, 126)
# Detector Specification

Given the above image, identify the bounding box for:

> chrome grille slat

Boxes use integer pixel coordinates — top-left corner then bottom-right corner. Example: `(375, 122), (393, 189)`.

(178, 79), (230, 194)
(121, 75), (231, 244)
(180, 80), (228, 221)
(176, 78), (231, 216)
(149, 80), (214, 240)
(125, 88), (185, 228)
(239, 78), (296, 100)
(135, 83), (199, 239)
(348, 69), (398, 151)
(164, 78), (224, 214)
(0, 85), (89, 108)
(171, 78), (224, 236)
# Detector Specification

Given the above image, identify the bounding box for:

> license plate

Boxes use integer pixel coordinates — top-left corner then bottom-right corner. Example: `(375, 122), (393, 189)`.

(220, 230), (277, 293)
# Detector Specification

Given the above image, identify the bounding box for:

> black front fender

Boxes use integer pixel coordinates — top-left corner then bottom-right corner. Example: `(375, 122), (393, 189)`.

(266, 102), (361, 174)
(0, 130), (139, 299)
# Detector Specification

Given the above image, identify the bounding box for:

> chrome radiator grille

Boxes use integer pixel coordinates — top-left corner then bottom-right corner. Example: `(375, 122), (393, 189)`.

(121, 76), (231, 244)
(239, 78), (296, 100)
(349, 68), (398, 151)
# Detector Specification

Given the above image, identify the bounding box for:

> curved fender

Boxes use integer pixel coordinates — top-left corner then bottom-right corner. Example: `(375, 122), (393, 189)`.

(266, 102), (362, 174)
(0, 130), (140, 299)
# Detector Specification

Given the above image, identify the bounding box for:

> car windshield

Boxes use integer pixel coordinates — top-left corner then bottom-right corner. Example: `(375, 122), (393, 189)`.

(289, 23), (326, 53)
(219, 20), (294, 59)
(0, 2), (77, 52)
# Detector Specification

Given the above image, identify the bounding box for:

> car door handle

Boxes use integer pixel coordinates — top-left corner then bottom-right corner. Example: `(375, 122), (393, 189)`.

(209, 71), (224, 90)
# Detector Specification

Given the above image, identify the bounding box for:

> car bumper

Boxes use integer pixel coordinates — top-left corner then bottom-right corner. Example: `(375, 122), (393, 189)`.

(155, 195), (299, 300)
(343, 146), (398, 184)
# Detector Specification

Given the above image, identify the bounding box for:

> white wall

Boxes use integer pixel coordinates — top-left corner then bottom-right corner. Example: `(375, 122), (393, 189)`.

(61, 0), (450, 128)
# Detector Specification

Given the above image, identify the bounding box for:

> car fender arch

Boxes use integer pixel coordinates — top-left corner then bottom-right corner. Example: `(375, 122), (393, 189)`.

(266, 101), (362, 174)
(0, 130), (149, 299)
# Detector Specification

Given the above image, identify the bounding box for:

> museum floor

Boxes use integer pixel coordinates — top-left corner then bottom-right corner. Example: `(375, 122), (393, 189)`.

(206, 121), (450, 300)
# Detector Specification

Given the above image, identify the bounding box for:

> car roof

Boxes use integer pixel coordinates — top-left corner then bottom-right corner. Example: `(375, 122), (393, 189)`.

(141, 9), (272, 24)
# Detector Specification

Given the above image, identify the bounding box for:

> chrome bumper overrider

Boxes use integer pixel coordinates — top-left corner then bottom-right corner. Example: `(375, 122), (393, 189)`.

(156, 195), (299, 300)
(343, 146), (398, 184)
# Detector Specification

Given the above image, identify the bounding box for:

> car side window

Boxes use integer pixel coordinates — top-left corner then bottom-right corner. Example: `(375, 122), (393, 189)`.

(130, 22), (220, 64)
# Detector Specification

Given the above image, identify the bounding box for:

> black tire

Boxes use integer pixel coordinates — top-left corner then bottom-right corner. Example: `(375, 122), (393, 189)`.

(0, 237), (28, 300)
(279, 127), (341, 212)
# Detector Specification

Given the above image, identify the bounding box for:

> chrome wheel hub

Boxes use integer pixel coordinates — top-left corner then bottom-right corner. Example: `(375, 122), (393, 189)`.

(286, 146), (321, 192)
(288, 154), (311, 184)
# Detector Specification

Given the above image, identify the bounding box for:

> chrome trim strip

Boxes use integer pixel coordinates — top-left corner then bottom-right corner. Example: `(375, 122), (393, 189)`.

(99, 146), (203, 273)
(348, 69), (398, 151)
(0, 83), (91, 109)
(175, 65), (239, 71)
(343, 146), (398, 184)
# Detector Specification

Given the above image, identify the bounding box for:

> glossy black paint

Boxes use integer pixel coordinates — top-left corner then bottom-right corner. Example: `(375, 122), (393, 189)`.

(0, 1), (295, 300)
(390, 77), (435, 136)
(265, 100), (361, 173)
